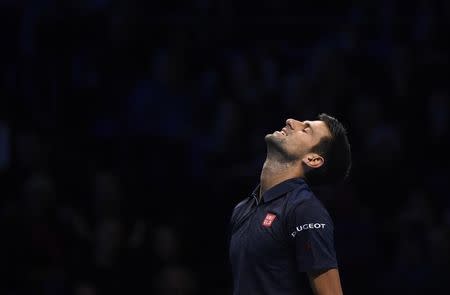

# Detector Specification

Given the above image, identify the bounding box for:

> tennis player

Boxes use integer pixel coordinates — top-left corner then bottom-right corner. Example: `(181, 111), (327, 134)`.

(229, 114), (351, 295)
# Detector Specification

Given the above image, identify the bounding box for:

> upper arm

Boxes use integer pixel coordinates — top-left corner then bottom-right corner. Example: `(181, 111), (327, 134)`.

(308, 268), (343, 295)
(287, 200), (338, 272)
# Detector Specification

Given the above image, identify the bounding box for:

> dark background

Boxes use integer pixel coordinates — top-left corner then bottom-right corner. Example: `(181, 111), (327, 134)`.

(1, 1), (449, 294)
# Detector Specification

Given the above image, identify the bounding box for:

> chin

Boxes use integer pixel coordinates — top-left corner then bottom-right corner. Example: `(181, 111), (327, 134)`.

(265, 133), (284, 148)
(264, 133), (278, 143)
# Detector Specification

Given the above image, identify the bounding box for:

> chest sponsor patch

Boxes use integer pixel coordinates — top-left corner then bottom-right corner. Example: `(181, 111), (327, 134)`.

(262, 213), (277, 227)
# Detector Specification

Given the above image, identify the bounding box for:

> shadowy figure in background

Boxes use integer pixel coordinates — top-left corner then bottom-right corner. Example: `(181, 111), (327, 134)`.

(1, 171), (70, 294)
(150, 224), (199, 295)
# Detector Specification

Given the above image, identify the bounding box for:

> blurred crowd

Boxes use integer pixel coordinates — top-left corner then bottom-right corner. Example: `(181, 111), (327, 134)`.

(1, 1), (449, 294)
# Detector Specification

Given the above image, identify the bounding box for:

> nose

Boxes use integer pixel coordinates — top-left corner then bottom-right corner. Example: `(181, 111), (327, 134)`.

(286, 118), (302, 128)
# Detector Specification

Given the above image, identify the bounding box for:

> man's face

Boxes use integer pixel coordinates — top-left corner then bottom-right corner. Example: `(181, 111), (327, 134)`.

(265, 118), (331, 163)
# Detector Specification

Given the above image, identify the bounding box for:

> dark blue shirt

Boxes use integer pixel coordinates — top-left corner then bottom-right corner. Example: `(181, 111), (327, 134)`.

(229, 178), (338, 295)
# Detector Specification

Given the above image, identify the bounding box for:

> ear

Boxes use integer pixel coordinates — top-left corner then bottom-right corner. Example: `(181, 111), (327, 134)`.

(302, 153), (324, 169)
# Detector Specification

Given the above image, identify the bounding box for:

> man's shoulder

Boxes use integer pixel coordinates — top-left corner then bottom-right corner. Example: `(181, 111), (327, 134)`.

(286, 186), (332, 219)
(286, 184), (316, 206)
(233, 197), (250, 210)
(232, 183), (259, 213)
(231, 197), (251, 219)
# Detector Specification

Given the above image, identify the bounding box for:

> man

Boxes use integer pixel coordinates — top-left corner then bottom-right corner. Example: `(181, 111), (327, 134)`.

(229, 113), (351, 295)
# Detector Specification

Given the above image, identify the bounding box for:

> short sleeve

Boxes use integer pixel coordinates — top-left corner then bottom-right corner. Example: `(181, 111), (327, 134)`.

(287, 200), (338, 273)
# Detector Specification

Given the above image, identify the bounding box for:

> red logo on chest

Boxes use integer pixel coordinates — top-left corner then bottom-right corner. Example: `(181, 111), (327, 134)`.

(262, 213), (277, 227)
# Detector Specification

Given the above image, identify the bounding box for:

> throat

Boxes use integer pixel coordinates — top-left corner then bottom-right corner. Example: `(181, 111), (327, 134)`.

(259, 160), (301, 198)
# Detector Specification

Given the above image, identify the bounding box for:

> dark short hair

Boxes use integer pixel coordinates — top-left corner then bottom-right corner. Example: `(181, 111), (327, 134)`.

(304, 113), (352, 186)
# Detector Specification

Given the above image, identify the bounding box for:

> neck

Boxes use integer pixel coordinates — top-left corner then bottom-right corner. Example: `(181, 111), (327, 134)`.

(259, 157), (303, 199)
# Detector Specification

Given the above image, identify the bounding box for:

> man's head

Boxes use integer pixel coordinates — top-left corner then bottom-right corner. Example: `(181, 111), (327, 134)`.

(265, 113), (351, 185)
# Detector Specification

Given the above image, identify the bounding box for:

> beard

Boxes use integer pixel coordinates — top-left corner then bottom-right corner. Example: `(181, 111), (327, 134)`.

(264, 134), (298, 164)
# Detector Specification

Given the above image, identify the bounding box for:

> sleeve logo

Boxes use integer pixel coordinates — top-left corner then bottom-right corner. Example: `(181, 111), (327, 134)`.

(290, 223), (326, 237)
(262, 213), (277, 227)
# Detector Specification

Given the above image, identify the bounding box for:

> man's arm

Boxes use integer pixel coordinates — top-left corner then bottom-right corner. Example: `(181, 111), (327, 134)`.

(308, 268), (343, 295)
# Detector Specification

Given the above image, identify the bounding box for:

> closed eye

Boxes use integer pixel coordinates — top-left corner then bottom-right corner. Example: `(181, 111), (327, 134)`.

(303, 123), (312, 133)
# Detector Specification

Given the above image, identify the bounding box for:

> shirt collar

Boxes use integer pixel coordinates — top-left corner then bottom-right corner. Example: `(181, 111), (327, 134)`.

(251, 177), (308, 203)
